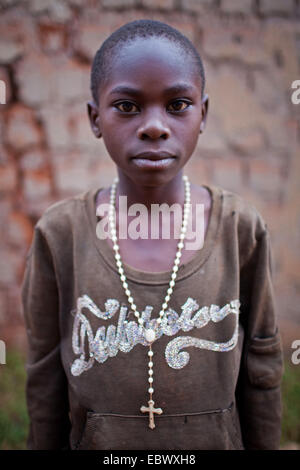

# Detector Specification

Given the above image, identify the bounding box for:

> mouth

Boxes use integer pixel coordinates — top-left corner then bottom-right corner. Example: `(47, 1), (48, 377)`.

(131, 151), (177, 170)
(132, 151), (176, 161)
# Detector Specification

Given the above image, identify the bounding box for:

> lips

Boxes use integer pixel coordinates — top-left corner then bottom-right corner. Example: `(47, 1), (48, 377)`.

(132, 151), (175, 161)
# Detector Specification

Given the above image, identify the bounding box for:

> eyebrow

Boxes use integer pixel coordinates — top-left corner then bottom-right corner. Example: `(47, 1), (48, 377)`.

(108, 83), (196, 97)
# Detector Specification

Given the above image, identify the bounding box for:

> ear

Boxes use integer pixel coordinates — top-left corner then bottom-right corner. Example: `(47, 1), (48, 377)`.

(87, 100), (102, 138)
(199, 93), (209, 134)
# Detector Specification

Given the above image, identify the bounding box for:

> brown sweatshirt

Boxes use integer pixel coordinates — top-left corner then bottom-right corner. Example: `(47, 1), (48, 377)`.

(21, 183), (284, 450)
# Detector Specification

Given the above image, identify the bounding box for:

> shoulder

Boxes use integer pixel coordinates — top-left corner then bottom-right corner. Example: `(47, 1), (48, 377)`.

(210, 184), (270, 267)
(220, 186), (268, 238)
(34, 189), (91, 242)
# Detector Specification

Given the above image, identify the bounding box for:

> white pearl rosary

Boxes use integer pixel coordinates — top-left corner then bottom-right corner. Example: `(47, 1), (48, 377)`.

(108, 175), (191, 428)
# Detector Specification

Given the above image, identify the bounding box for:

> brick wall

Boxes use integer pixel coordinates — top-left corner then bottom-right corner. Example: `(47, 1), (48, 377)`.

(0, 0), (299, 352)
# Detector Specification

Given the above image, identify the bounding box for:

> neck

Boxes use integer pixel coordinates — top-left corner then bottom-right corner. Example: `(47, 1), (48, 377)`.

(115, 170), (186, 209)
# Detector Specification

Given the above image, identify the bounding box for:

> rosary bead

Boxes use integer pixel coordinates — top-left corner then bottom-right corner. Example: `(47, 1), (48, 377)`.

(109, 176), (191, 412)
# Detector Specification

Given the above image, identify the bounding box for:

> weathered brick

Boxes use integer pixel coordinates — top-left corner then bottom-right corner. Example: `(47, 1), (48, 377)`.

(39, 105), (71, 148)
(252, 69), (285, 112)
(17, 55), (90, 105)
(0, 0), (299, 355)
(181, 0), (215, 13)
(194, 113), (227, 154)
(0, 290), (6, 326)
(0, 11), (33, 64)
(206, 65), (260, 134)
(210, 157), (244, 194)
(0, 163), (18, 192)
(7, 211), (34, 248)
(52, 150), (114, 195)
(202, 19), (268, 65)
(29, 0), (73, 22)
(38, 22), (69, 54)
(262, 21), (299, 89)
(23, 170), (52, 201)
(0, 38), (23, 64)
(246, 158), (283, 203)
(74, 23), (112, 60)
(101, 0), (136, 8)
(227, 127), (266, 155)
(221, 0), (253, 14)
(0, 247), (22, 285)
(259, 0), (295, 15)
(19, 149), (48, 171)
(6, 104), (43, 152)
(141, 0), (174, 10)
(53, 59), (90, 104)
(16, 54), (55, 105)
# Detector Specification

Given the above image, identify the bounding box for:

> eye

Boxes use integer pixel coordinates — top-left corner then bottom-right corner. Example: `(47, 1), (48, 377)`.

(114, 101), (139, 113)
(168, 100), (190, 112)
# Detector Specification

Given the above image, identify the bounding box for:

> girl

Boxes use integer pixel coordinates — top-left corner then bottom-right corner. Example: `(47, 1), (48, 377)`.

(22, 19), (283, 450)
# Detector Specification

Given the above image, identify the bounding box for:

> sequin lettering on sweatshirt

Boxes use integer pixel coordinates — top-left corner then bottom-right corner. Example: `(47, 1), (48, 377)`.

(70, 296), (240, 376)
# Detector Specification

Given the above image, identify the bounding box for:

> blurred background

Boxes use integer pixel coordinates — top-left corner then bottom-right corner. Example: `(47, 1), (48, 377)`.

(0, 0), (299, 450)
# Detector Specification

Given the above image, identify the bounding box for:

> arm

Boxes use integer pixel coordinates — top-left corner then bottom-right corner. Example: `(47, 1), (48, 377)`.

(237, 226), (284, 450)
(21, 224), (71, 449)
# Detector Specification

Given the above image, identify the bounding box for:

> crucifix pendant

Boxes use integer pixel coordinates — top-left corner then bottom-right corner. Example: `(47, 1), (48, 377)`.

(140, 399), (163, 429)
(140, 333), (163, 429)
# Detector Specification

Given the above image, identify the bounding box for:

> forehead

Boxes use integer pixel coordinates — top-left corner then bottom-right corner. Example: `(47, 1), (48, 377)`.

(101, 37), (201, 97)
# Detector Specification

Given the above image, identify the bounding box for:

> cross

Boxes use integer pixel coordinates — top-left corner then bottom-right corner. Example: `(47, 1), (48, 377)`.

(140, 399), (163, 429)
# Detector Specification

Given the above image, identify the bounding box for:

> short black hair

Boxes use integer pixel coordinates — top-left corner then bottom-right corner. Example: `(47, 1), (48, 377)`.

(90, 19), (206, 105)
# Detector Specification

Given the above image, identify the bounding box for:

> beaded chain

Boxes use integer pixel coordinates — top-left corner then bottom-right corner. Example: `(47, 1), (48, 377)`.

(108, 175), (191, 429)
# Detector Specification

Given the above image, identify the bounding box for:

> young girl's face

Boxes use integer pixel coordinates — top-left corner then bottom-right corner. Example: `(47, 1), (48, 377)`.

(88, 36), (208, 187)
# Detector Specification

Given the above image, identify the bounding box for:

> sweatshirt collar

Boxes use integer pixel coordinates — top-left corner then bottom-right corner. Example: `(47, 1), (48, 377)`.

(84, 181), (223, 285)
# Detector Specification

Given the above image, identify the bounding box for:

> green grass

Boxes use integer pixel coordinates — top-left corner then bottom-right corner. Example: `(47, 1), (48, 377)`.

(280, 360), (300, 446)
(0, 348), (299, 449)
(0, 348), (29, 449)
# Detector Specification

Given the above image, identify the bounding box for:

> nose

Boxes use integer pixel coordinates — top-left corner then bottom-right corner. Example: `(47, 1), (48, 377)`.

(137, 108), (171, 140)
